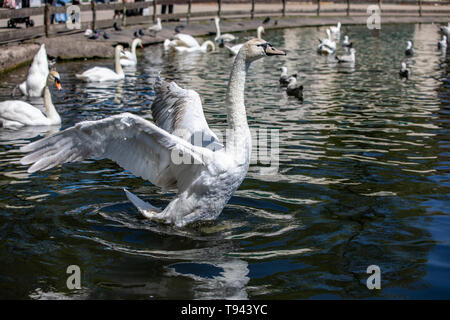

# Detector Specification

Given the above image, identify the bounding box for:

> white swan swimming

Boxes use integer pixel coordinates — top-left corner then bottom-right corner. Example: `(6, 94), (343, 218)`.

(1, 71), (62, 129)
(20, 39), (286, 227)
(76, 45), (125, 82)
(165, 33), (215, 53)
(174, 40), (215, 53)
(163, 34), (201, 51)
(317, 29), (336, 55)
(214, 16), (236, 43)
(225, 26), (264, 56)
(120, 38), (143, 66)
(14, 44), (49, 97)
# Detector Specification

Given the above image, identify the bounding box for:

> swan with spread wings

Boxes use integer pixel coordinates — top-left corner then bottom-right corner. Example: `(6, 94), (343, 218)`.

(20, 39), (286, 227)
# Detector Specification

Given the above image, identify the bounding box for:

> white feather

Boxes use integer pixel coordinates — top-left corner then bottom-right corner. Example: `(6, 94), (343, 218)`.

(17, 44), (49, 97)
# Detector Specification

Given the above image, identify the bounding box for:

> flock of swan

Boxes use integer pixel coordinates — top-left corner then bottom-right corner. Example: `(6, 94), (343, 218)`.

(1, 18), (449, 227)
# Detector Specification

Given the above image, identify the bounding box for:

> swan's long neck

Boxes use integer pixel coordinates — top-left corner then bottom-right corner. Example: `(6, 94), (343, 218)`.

(43, 86), (60, 124)
(131, 40), (139, 56)
(115, 48), (124, 76)
(215, 19), (221, 38)
(257, 27), (263, 39)
(225, 50), (251, 160)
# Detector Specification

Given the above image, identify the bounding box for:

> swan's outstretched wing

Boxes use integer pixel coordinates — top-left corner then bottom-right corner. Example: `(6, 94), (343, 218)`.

(20, 113), (213, 189)
(152, 77), (223, 151)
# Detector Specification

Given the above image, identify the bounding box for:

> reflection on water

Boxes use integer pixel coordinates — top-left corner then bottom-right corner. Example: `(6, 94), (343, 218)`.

(0, 23), (449, 299)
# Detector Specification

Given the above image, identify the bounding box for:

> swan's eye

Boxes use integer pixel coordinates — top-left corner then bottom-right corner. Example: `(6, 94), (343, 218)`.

(256, 43), (268, 50)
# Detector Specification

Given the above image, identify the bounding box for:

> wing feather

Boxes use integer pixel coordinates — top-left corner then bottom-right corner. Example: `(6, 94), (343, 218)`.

(151, 77), (223, 151)
(21, 113), (213, 189)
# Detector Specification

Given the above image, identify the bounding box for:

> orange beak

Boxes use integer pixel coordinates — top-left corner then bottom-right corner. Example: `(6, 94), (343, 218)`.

(55, 80), (62, 90)
(265, 45), (286, 56)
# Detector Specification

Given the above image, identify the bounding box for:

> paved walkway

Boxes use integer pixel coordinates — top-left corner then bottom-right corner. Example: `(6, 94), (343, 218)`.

(0, 2), (449, 73)
(0, 2), (449, 29)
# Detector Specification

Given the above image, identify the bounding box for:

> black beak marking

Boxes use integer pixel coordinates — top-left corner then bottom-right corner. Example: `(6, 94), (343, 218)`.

(257, 42), (286, 56)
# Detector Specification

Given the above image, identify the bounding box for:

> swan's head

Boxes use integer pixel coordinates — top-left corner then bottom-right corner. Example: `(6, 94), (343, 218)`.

(215, 16), (220, 23)
(280, 66), (287, 74)
(202, 40), (216, 52)
(242, 39), (285, 63)
(406, 41), (412, 48)
(49, 70), (62, 90)
(344, 35), (349, 41)
(401, 62), (407, 70)
(115, 44), (124, 53)
(134, 38), (143, 48)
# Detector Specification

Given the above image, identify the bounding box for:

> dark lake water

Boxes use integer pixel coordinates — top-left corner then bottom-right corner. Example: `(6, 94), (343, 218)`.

(0, 23), (449, 299)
